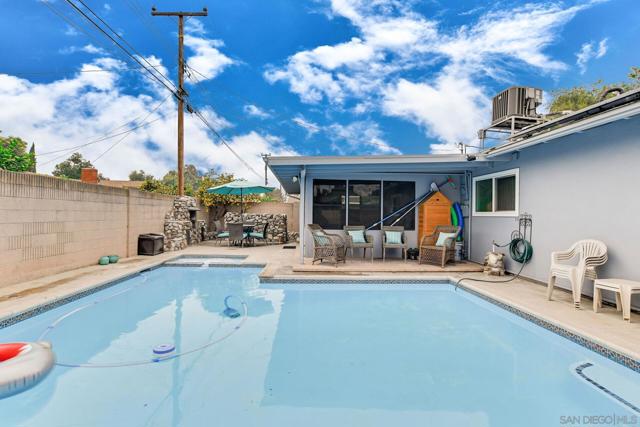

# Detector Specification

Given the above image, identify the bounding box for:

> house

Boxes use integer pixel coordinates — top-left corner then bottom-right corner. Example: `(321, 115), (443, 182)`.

(267, 87), (640, 298)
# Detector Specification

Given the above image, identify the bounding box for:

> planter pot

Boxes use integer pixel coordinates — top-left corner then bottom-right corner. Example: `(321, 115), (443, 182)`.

(108, 255), (120, 263)
(98, 256), (110, 266)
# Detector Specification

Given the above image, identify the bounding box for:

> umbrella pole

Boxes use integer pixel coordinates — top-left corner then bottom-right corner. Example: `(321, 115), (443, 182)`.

(240, 189), (244, 247)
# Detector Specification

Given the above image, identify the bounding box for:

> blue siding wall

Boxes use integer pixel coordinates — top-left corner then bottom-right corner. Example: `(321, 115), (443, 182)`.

(470, 115), (640, 304)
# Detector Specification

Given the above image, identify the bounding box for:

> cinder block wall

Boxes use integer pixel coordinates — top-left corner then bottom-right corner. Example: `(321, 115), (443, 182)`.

(0, 171), (174, 287)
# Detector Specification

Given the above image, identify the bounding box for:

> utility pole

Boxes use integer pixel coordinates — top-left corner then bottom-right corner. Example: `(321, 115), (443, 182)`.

(261, 153), (271, 185)
(151, 6), (208, 196)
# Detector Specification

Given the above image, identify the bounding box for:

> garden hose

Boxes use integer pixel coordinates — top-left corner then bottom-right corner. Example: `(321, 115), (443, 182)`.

(454, 231), (533, 290)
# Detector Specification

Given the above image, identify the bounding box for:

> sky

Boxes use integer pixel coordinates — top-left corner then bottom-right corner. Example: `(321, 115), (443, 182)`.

(0, 0), (638, 182)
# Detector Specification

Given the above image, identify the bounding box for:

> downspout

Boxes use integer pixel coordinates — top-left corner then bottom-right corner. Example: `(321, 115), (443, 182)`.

(466, 170), (473, 262)
(298, 167), (306, 264)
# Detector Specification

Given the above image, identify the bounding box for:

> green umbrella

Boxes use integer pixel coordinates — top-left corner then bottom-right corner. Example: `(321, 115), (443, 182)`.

(206, 179), (275, 216)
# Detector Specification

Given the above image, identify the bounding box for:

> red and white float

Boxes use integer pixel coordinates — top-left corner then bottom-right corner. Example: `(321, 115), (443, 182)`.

(0, 342), (55, 398)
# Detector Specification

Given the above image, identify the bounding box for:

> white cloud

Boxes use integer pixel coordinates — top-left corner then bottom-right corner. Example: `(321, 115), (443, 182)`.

(64, 26), (79, 36)
(576, 38), (608, 74)
(103, 3), (111, 13)
(243, 104), (271, 119)
(0, 59), (295, 181)
(383, 69), (490, 151)
(265, 0), (602, 152)
(327, 121), (401, 155)
(183, 20), (235, 80)
(59, 44), (107, 55)
(292, 115), (321, 137)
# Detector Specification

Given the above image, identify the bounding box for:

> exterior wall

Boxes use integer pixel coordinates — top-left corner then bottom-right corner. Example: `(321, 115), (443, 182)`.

(0, 171), (174, 287)
(301, 172), (464, 258)
(470, 115), (640, 304)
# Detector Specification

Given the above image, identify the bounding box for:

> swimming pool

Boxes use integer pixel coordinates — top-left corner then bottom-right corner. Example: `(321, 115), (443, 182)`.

(1, 266), (638, 426)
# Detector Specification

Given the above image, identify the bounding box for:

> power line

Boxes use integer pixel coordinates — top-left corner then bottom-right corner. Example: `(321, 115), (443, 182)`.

(61, 0), (180, 98)
(74, 0), (178, 93)
(37, 94), (172, 167)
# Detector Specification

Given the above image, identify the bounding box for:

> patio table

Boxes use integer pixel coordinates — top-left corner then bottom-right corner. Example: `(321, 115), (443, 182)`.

(593, 278), (640, 322)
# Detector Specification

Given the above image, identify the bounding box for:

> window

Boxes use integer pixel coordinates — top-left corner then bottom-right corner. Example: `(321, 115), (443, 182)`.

(348, 180), (381, 229)
(383, 181), (416, 230)
(472, 169), (519, 216)
(313, 180), (346, 229)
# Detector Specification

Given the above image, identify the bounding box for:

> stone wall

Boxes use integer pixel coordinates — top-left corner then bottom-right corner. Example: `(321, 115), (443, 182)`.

(223, 201), (299, 233)
(164, 196), (207, 251)
(0, 170), (174, 287)
(223, 212), (289, 243)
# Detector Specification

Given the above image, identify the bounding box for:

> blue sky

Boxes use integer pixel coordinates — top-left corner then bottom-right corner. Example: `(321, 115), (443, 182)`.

(0, 0), (638, 180)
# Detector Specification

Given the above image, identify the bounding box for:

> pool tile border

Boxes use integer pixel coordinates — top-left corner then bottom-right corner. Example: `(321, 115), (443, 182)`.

(260, 277), (640, 373)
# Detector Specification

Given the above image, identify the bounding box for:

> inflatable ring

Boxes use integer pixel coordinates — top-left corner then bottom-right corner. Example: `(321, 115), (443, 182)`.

(0, 341), (55, 399)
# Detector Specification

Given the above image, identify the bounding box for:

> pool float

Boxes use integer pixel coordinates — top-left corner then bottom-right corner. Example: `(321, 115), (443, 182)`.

(453, 202), (464, 240)
(0, 341), (55, 399)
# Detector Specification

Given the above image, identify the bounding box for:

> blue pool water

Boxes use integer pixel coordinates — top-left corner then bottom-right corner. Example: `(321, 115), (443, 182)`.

(0, 266), (639, 426)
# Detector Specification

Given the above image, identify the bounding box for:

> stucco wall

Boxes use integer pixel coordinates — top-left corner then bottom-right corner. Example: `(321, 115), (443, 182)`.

(301, 172), (464, 258)
(470, 115), (640, 303)
(0, 171), (174, 287)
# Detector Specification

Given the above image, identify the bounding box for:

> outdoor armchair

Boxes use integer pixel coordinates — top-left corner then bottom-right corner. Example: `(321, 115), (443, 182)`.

(308, 224), (346, 266)
(382, 226), (408, 262)
(343, 225), (374, 262)
(418, 225), (461, 268)
(547, 239), (608, 308)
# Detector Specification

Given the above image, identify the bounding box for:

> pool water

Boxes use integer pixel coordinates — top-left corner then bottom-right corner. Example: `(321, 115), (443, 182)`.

(0, 267), (638, 426)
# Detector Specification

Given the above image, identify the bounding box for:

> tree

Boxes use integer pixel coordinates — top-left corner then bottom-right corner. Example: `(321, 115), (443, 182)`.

(128, 169), (154, 181)
(0, 133), (36, 172)
(549, 66), (640, 113)
(52, 152), (95, 179)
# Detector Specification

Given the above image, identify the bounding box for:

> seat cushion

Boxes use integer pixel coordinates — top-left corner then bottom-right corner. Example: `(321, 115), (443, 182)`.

(347, 230), (366, 244)
(385, 231), (402, 245)
(436, 232), (457, 246)
(250, 232), (264, 239)
(217, 232), (229, 238)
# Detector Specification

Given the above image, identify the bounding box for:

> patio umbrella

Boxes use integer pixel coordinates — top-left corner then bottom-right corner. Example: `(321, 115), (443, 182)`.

(206, 179), (275, 216)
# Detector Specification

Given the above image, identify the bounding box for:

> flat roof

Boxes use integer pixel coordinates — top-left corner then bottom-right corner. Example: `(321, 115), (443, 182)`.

(268, 154), (492, 194)
(269, 88), (640, 194)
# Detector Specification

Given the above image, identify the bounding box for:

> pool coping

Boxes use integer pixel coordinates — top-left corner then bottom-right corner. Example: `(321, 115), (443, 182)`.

(1, 264), (638, 375)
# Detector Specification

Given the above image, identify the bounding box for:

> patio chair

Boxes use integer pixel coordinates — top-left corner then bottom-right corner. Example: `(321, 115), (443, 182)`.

(227, 223), (248, 247)
(419, 225), (461, 268)
(249, 222), (270, 246)
(382, 226), (407, 262)
(308, 224), (346, 266)
(213, 220), (229, 245)
(547, 239), (608, 308)
(343, 225), (374, 262)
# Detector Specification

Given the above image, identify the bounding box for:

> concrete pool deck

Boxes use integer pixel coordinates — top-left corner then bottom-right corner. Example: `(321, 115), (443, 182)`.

(1, 241), (639, 363)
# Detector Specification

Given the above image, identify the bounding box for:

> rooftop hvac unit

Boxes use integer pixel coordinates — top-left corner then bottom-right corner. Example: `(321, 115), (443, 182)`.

(491, 86), (543, 126)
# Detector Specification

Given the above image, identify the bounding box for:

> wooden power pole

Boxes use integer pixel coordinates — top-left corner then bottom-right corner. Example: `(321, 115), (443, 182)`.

(151, 6), (208, 196)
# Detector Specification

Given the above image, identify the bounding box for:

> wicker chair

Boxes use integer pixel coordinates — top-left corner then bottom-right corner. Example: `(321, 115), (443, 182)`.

(308, 224), (346, 266)
(547, 239), (608, 309)
(419, 225), (461, 268)
(343, 225), (374, 262)
(382, 226), (407, 261)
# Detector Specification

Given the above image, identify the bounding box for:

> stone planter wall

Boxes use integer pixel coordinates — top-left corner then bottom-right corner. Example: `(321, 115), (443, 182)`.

(164, 196), (208, 251)
(223, 212), (288, 243)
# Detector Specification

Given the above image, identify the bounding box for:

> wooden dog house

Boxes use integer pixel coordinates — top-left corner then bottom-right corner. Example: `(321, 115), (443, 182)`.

(418, 191), (452, 243)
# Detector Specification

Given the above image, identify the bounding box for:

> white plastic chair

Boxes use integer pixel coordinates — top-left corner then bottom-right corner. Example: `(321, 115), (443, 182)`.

(547, 240), (608, 308)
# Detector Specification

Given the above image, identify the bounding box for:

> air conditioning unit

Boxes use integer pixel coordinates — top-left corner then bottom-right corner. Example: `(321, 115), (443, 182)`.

(491, 87), (543, 125)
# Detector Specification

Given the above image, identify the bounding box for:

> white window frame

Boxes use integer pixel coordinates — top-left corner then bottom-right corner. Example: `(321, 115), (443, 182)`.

(472, 168), (519, 217)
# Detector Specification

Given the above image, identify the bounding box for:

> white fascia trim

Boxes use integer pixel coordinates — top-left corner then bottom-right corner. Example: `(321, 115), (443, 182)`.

(485, 102), (640, 158)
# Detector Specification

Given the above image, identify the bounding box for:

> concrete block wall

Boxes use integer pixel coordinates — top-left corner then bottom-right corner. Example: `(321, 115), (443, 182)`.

(0, 171), (174, 287)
